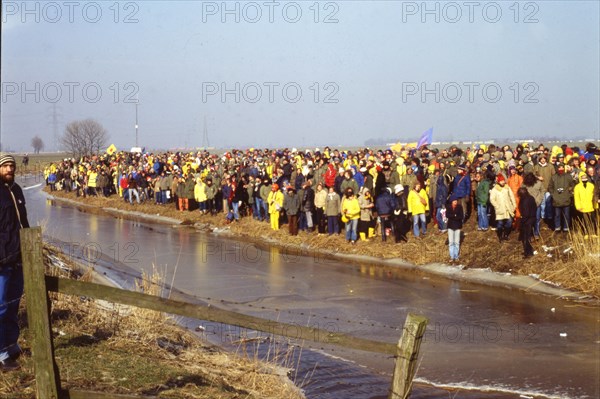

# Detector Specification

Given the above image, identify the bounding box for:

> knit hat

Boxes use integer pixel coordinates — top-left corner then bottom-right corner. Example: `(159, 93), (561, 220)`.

(394, 184), (404, 194)
(0, 153), (16, 166)
(496, 174), (506, 183)
(271, 183), (279, 191)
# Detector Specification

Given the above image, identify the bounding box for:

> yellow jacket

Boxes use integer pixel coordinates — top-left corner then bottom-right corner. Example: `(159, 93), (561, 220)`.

(194, 181), (207, 202)
(267, 190), (284, 214)
(396, 163), (407, 177)
(87, 171), (98, 188)
(407, 189), (429, 215)
(341, 197), (361, 220)
(574, 181), (596, 213)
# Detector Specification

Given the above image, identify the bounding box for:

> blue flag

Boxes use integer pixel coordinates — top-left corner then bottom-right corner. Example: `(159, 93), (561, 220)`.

(417, 127), (433, 149)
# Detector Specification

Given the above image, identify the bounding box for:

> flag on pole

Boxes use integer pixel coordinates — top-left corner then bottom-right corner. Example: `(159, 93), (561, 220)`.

(106, 144), (117, 155)
(417, 127), (433, 149)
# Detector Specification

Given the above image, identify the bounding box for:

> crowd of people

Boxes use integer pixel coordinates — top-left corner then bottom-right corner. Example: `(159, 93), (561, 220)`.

(44, 142), (600, 262)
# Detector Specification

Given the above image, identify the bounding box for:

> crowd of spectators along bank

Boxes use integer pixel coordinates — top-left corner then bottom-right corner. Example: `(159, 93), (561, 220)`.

(43, 142), (600, 262)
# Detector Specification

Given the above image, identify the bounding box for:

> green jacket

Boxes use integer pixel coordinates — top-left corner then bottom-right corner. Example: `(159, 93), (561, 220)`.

(475, 179), (490, 205)
(340, 178), (359, 196)
(548, 173), (574, 207)
(184, 176), (196, 199)
(205, 183), (217, 200)
(283, 192), (301, 216)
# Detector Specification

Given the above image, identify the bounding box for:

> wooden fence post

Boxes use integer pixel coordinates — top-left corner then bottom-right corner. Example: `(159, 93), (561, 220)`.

(21, 227), (61, 399)
(389, 313), (428, 399)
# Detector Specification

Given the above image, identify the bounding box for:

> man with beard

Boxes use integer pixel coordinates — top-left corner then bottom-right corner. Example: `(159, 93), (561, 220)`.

(0, 154), (30, 371)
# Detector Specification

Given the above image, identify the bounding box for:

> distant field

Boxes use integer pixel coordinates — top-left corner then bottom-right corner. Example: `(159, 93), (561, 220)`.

(14, 152), (68, 174)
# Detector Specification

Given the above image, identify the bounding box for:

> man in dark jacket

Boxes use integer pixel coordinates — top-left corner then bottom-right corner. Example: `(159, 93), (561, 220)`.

(449, 165), (471, 222)
(548, 163), (575, 232)
(301, 181), (315, 231)
(0, 154), (30, 371)
(518, 187), (537, 258)
(435, 174), (450, 232)
(375, 187), (398, 242)
(283, 186), (300, 235)
(393, 184), (409, 242)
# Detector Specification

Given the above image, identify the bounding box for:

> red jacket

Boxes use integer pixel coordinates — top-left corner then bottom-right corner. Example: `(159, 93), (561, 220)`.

(324, 164), (336, 188)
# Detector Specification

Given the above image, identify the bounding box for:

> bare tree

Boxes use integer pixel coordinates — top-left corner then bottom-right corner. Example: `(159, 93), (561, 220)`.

(61, 119), (109, 158)
(31, 135), (44, 154)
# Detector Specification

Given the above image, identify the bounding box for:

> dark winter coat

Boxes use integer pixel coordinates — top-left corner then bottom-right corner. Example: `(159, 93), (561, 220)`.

(375, 189), (397, 216)
(302, 187), (315, 212)
(283, 192), (301, 216)
(519, 191), (537, 223)
(1, 181), (30, 265)
(548, 173), (574, 207)
(435, 177), (449, 208)
(446, 204), (464, 231)
(449, 173), (471, 201)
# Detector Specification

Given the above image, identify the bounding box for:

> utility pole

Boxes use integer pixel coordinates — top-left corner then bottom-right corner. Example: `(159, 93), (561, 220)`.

(48, 104), (62, 152)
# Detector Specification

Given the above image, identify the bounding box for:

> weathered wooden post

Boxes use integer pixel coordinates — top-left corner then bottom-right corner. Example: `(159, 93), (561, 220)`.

(389, 313), (429, 399)
(21, 227), (61, 399)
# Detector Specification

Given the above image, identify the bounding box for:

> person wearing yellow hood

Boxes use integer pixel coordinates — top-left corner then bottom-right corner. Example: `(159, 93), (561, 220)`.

(194, 177), (208, 214)
(573, 172), (596, 234)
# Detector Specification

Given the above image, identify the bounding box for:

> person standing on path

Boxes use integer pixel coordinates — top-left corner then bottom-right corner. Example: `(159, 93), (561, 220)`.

(0, 154), (30, 371)
(446, 198), (464, 264)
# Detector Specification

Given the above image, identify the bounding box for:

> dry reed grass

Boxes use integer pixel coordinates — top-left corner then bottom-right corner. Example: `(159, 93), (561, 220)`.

(0, 249), (306, 399)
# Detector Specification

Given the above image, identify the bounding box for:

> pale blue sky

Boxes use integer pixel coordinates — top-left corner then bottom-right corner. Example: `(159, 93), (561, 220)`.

(1, 1), (599, 151)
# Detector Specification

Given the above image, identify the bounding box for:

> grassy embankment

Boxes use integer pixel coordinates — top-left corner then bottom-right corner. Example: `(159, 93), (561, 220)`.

(0, 249), (306, 399)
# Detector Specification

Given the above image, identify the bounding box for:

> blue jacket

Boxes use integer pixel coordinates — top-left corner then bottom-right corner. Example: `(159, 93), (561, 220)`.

(353, 170), (365, 189)
(450, 174), (471, 201)
(435, 177), (449, 208)
(153, 161), (162, 174)
(375, 189), (397, 216)
(222, 185), (232, 201)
